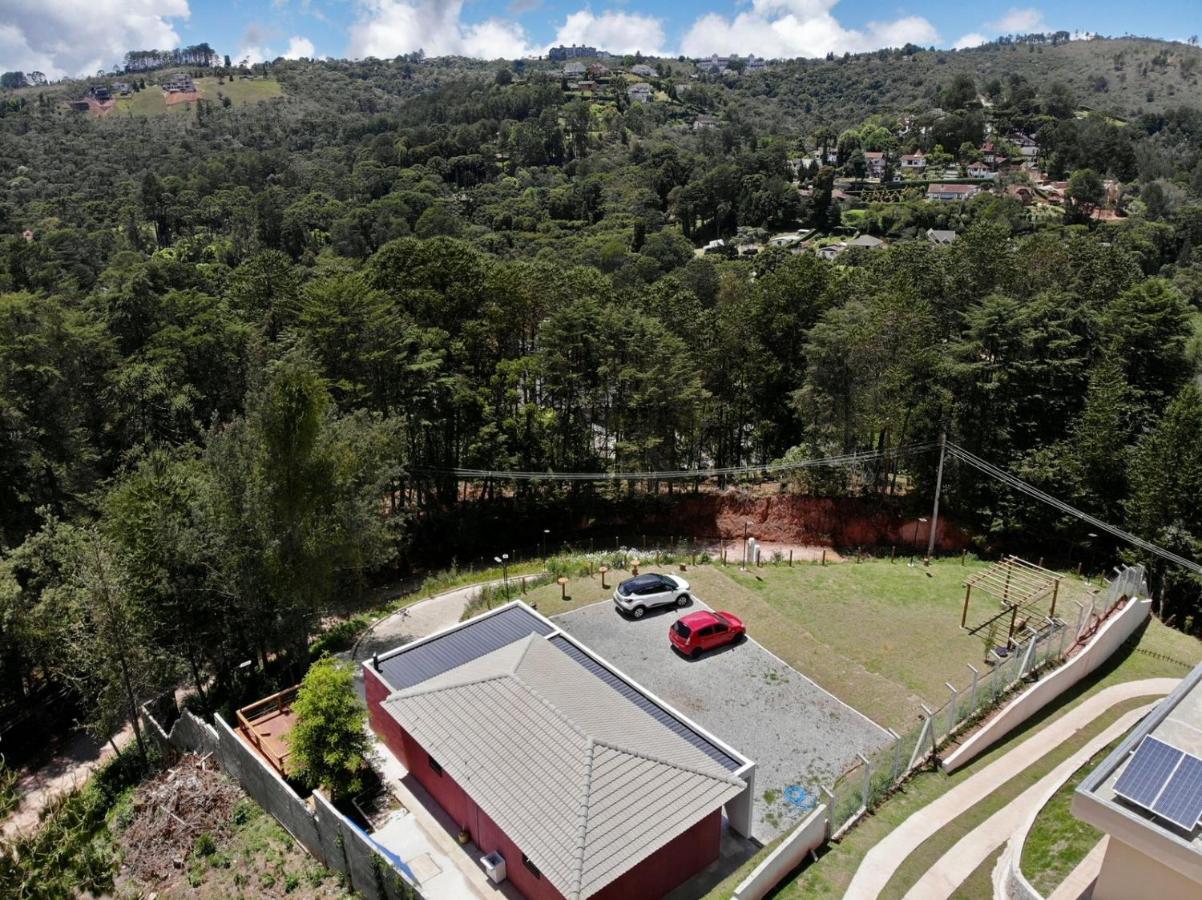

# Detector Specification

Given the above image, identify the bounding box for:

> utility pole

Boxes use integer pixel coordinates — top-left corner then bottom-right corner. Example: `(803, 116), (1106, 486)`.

(926, 430), (947, 563)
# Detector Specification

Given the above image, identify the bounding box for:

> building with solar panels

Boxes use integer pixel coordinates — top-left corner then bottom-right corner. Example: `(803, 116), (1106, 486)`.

(363, 600), (755, 900)
(1073, 662), (1202, 900)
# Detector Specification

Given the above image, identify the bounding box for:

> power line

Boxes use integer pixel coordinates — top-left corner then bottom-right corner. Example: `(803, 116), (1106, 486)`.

(946, 442), (1202, 577)
(414, 441), (940, 482)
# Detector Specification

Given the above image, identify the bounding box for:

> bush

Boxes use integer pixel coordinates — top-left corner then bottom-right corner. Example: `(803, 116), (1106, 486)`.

(288, 658), (369, 801)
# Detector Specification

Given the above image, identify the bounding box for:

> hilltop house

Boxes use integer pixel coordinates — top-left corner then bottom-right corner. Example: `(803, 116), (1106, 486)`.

(162, 74), (196, 93)
(549, 44), (597, 61)
(927, 183), (981, 202)
(847, 234), (885, 250)
(966, 161), (997, 180)
(925, 228), (957, 245)
(364, 602), (755, 900)
(697, 54), (730, 74)
(587, 63), (610, 79)
(1011, 132), (1039, 159)
(863, 151), (886, 179)
(628, 82), (653, 103)
(563, 62), (586, 79)
(693, 114), (721, 131)
(630, 63), (657, 78)
(899, 151), (927, 171)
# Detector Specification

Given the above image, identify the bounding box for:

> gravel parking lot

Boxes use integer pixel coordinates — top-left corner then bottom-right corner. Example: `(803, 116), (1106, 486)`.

(552, 597), (892, 841)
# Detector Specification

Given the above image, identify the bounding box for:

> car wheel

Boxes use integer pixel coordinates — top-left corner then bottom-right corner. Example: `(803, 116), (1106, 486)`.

(632, 606), (646, 619)
(676, 592), (690, 607)
(690, 647), (701, 660)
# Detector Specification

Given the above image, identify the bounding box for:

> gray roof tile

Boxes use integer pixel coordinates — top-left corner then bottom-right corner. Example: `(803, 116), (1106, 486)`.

(382, 635), (745, 899)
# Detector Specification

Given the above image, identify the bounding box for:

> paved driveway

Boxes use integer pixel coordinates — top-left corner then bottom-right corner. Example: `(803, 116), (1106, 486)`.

(552, 598), (892, 841)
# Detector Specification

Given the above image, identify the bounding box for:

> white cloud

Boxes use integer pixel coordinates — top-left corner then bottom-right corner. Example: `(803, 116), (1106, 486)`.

(0, 0), (189, 78)
(987, 8), (1050, 34)
(954, 32), (989, 50)
(348, 0), (534, 59)
(680, 0), (937, 58)
(284, 35), (315, 58)
(551, 10), (668, 57)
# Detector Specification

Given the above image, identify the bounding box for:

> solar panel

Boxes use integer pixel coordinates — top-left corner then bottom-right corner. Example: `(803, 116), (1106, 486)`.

(1114, 737), (1183, 809)
(1152, 753), (1202, 830)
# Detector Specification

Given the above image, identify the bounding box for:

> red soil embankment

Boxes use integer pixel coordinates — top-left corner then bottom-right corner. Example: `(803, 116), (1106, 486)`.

(165, 89), (202, 106)
(634, 492), (970, 552)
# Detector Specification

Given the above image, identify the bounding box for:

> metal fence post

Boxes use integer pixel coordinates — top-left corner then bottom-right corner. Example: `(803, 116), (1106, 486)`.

(908, 707), (933, 772)
(1019, 636), (1037, 678)
(944, 682), (959, 739)
(888, 728), (902, 784)
(1057, 620), (1069, 660)
(967, 664), (979, 714)
(989, 662), (1001, 700)
(858, 753), (872, 810)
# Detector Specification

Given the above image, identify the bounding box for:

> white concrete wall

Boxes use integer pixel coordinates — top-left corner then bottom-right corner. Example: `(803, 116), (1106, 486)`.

(943, 598), (1151, 772)
(731, 804), (828, 900)
(1093, 837), (1202, 900)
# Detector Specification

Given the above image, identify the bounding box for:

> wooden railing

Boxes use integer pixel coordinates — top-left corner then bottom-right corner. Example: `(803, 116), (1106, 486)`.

(236, 684), (299, 774)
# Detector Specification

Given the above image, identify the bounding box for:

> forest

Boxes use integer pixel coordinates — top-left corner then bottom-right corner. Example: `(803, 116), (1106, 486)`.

(1, 36), (1202, 758)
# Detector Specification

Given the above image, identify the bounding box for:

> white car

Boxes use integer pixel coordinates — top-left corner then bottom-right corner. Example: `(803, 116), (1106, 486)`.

(613, 573), (691, 619)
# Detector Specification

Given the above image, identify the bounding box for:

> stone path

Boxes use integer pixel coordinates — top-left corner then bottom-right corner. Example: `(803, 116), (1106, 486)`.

(843, 678), (1179, 900)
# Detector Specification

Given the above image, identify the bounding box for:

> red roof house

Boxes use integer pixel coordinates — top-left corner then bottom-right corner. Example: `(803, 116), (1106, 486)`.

(364, 602), (755, 900)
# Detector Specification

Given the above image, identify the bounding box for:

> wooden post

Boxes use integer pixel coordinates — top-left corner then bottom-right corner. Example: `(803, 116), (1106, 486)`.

(961, 585), (972, 628)
(1050, 578), (1060, 618)
(789, 549), (793, 567)
(1008, 604), (1019, 642)
(822, 549), (827, 566)
(961, 549), (967, 566)
(558, 577), (569, 600)
(891, 546), (896, 562)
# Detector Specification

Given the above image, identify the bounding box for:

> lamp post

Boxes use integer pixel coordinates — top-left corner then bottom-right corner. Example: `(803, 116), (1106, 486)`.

(542, 529), (550, 562)
(743, 521), (752, 571)
(494, 553), (509, 599)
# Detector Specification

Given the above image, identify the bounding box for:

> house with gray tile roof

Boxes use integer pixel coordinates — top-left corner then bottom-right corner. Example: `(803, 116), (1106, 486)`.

(364, 601), (754, 900)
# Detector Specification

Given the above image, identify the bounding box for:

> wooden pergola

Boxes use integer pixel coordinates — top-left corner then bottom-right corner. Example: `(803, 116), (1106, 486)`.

(961, 556), (1061, 645)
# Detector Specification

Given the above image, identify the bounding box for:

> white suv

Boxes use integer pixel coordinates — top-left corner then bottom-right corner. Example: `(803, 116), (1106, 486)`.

(613, 573), (691, 619)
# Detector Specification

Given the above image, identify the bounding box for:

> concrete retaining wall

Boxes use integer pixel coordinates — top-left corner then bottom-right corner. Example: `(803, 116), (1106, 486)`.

(142, 698), (420, 899)
(731, 805), (829, 900)
(943, 598), (1151, 772)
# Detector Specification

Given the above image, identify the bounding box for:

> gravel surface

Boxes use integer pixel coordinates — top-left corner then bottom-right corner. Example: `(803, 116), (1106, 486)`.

(552, 596), (892, 841)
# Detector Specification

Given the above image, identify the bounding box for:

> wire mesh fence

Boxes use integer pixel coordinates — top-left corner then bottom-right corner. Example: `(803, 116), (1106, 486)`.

(825, 563), (1147, 837)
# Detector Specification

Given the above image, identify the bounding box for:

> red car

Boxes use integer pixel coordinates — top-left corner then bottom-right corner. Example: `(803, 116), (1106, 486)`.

(669, 610), (746, 658)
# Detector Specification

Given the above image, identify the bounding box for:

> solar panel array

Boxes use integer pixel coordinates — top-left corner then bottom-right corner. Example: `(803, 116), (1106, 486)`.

(1114, 736), (1202, 832)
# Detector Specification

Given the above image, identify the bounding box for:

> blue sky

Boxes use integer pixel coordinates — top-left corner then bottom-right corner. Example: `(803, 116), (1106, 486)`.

(1, 0), (1197, 78)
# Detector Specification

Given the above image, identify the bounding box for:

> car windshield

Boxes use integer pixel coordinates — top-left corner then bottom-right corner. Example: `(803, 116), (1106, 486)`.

(673, 621), (692, 638)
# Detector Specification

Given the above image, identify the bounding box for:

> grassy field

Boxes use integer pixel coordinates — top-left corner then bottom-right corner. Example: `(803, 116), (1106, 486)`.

(1019, 742), (1112, 895)
(113, 77), (282, 117)
(724, 617), (1200, 899)
(523, 558), (1094, 730)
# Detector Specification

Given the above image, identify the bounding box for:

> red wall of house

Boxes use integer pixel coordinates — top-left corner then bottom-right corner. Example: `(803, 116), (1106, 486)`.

(590, 808), (721, 900)
(365, 663), (721, 900)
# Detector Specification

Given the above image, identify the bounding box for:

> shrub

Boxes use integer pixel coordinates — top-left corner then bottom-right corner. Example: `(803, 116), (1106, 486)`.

(288, 658), (369, 801)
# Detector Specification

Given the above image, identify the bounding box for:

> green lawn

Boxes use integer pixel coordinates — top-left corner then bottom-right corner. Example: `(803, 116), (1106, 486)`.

(113, 77), (282, 117)
(1019, 742), (1113, 895)
(528, 558), (1095, 731)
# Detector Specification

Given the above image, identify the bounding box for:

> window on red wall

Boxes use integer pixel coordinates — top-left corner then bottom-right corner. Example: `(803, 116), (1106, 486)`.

(428, 754), (443, 775)
(522, 854), (542, 879)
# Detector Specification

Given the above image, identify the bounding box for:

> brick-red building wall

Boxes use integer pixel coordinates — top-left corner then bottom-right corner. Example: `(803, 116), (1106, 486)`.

(365, 662), (722, 900)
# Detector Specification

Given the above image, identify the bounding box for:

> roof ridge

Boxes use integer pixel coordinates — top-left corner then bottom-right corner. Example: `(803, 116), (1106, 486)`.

(567, 740), (599, 900)
(385, 671), (510, 702)
(590, 737), (745, 787)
